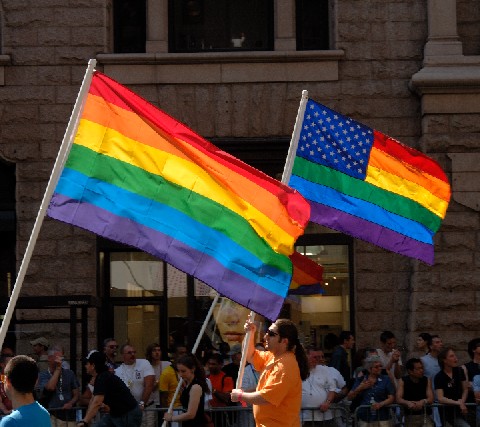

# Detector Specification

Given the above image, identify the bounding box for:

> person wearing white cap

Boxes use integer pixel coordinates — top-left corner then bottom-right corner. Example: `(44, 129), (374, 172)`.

(30, 337), (49, 373)
(77, 350), (142, 427)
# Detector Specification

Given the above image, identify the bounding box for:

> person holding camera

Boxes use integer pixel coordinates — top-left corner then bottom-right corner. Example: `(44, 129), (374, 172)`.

(38, 346), (79, 426)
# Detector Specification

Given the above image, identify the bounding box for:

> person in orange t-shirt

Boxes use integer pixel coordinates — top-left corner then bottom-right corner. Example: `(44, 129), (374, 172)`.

(206, 353), (234, 407)
(230, 319), (310, 427)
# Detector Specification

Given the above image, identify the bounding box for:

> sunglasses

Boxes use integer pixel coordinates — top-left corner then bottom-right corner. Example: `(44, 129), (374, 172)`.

(266, 329), (279, 337)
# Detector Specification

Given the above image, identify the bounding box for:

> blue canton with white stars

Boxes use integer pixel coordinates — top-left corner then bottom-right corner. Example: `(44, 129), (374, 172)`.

(296, 100), (375, 180)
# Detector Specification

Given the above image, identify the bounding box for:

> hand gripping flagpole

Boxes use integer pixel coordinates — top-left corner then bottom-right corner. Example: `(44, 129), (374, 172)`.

(163, 292), (220, 427)
(0, 59), (97, 349)
(234, 90), (309, 392)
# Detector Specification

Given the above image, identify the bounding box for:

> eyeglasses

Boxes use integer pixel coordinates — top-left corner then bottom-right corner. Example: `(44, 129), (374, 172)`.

(125, 351), (136, 355)
(108, 345), (118, 349)
(266, 330), (279, 337)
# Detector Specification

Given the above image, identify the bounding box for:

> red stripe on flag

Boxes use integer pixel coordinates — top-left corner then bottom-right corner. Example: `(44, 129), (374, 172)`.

(373, 130), (449, 184)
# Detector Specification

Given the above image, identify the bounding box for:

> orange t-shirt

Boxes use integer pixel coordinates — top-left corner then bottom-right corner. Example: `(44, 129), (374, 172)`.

(252, 350), (301, 427)
(207, 371), (234, 407)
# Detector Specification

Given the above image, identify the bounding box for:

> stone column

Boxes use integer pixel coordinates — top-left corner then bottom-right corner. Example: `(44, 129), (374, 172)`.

(424, 0), (462, 59)
(146, 0), (168, 53)
(274, 0), (296, 51)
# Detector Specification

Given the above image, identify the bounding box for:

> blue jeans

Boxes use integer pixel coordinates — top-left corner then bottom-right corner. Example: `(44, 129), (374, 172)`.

(94, 406), (143, 427)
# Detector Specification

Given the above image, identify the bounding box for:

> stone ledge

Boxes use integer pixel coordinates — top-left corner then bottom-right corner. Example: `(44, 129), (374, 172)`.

(410, 56), (480, 113)
(410, 62), (480, 94)
(96, 51), (344, 84)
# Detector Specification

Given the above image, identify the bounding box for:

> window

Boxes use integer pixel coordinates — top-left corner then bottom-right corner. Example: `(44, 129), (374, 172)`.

(296, 0), (330, 50)
(112, 0), (334, 55)
(101, 232), (353, 357)
(169, 0), (274, 52)
(113, 0), (146, 53)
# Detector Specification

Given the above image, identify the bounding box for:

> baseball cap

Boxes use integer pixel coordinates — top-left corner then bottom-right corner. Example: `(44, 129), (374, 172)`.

(30, 337), (49, 348)
(85, 350), (107, 367)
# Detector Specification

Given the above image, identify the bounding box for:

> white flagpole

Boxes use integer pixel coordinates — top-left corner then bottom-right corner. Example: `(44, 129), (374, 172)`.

(163, 292), (220, 427)
(281, 90), (309, 184)
(0, 59), (97, 348)
(235, 311), (255, 389)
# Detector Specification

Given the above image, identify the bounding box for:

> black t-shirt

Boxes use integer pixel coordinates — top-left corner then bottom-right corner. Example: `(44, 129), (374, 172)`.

(434, 367), (465, 400)
(402, 375), (430, 415)
(434, 367), (466, 420)
(94, 371), (138, 417)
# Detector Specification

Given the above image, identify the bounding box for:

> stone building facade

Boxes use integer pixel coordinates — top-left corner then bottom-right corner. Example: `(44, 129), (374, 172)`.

(0, 0), (479, 369)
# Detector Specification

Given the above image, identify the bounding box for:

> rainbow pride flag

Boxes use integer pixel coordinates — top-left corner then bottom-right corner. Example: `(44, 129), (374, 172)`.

(288, 99), (451, 265)
(47, 71), (310, 320)
(288, 251), (324, 295)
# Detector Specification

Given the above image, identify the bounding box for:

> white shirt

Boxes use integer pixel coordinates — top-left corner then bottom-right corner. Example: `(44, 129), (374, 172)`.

(326, 365), (346, 393)
(301, 365), (336, 421)
(377, 348), (403, 386)
(115, 358), (155, 402)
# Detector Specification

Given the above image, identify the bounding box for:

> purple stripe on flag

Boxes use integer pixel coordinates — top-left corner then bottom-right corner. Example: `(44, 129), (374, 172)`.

(288, 283), (325, 295)
(310, 201), (434, 265)
(48, 193), (285, 319)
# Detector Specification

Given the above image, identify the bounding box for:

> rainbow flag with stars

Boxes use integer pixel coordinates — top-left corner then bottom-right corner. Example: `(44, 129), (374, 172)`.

(287, 99), (451, 265)
(47, 71), (310, 320)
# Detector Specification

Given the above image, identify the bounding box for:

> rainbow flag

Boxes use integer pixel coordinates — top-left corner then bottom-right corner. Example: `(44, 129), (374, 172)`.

(288, 99), (451, 265)
(288, 251), (324, 295)
(47, 71), (310, 320)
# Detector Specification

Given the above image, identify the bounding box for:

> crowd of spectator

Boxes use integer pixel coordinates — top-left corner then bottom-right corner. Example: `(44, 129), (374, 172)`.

(303, 331), (480, 427)
(0, 330), (479, 426)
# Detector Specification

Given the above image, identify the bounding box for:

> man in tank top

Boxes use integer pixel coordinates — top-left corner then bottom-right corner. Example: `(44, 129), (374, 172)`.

(396, 358), (434, 427)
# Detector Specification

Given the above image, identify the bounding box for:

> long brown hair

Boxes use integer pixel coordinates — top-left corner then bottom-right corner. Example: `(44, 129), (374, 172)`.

(275, 319), (310, 380)
(176, 353), (209, 393)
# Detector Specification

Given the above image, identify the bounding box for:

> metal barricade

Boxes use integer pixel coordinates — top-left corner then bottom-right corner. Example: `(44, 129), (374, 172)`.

(46, 402), (480, 427)
(353, 403), (400, 427)
(301, 404), (351, 427)
(352, 403), (479, 427)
